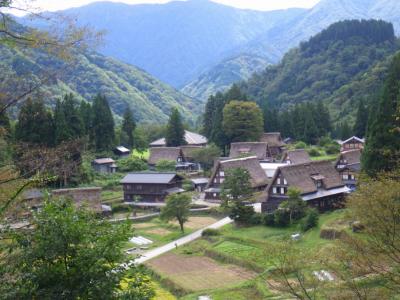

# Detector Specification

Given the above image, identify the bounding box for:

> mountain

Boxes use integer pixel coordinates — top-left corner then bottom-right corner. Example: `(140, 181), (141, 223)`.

(0, 44), (201, 124)
(23, 0), (305, 88)
(238, 20), (399, 124)
(181, 54), (270, 101)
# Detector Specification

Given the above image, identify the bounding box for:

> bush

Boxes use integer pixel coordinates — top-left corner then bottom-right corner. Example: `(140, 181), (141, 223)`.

(248, 213), (263, 225)
(307, 148), (321, 157)
(117, 157), (148, 172)
(300, 208), (319, 232)
(182, 179), (194, 192)
(273, 209), (290, 227)
(325, 143), (340, 155)
(155, 160), (176, 171)
(295, 141), (307, 149)
(201, 228), (220, 237)
(263, 213), (275, 226)
(318, 136), (333, 147)
(229, 202), (255, 225)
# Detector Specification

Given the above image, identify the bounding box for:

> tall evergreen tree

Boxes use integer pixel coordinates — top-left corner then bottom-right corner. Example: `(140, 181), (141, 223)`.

(362, 53), (400, 174)
(315, 101), (332, 136)
(353, 100), (368, 138)
(15, 98), (54, 146)
(120, 108), (136, 148)
(62, 94), (83, 139)
(165, 108), (186, 147)
(339, 122), (352, 140)
(54, 99), (70, 145)
(0, 110), (11, 138)
(302, 110), (319, 144)
(262, 101), (279, 132)
(92, 94), (115, 152)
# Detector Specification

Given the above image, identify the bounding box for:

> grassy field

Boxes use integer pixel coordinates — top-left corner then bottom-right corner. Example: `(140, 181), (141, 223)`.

(146, 210), (348, 299)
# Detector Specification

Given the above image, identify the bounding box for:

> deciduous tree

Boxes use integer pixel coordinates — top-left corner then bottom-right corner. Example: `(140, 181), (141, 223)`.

(160, 193), (191, 233)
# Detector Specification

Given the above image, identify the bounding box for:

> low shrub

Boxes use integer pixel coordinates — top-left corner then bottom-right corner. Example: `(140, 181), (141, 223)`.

(318, 136), (333, 147)
(300, 208), (319, 232)
(273, 209), (290, 227)
(325, 143), (340, 155)
(263, 213), (275, 226)
(248, 213), (263, 225)
(307, 148), (321, 157)
(295, 141), (307, 149)
(117, 157), (148, 172)
(201, 228), (220, 237)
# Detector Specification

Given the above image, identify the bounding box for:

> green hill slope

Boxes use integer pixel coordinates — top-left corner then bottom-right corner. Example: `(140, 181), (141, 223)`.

(239, 19), (399, 123)
(0, 45), (201, 124)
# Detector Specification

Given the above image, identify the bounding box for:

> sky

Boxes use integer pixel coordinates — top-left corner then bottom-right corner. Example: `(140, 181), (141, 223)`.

(11, 0), (321, 14)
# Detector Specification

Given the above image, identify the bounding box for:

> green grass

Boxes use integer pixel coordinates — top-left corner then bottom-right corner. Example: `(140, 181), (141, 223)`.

(311, 153), (338, 161)
(133, 149), (149, 160)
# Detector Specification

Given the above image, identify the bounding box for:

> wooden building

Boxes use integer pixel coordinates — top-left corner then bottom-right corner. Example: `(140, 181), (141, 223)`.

(205, 156), (269, 201)
(92, 158), (117, 174)
(150, 130), (207, 147)
(335, 149), (361, 189)
(281, 149), (311, 165)
(120, 172), (184, 202)
(229, 142), (269, 161)
(259, 132), (286, 160)
(114, 146), (131, 158)
(148, 147), (198, 172)
(339, 136), (365, 152)
(262, 160), (350, 213)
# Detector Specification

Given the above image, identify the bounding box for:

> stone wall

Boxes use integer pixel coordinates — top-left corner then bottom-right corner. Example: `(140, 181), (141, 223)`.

(52, 187), (102, 213)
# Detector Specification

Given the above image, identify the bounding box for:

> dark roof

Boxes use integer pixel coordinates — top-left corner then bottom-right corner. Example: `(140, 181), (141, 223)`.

(121, 173), (182, 184)
(93, 158), (115, 165)
(208, 156), (268, 188)
(150, 130), (207, 147)
(229, 142), (268, 160)
(148, 147), (182, 165)
(267, 160), (344, 195)
(282, 149), (311, 165)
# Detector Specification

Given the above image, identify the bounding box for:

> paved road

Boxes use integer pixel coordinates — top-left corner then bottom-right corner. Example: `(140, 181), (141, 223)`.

(127, 216), (233, 265)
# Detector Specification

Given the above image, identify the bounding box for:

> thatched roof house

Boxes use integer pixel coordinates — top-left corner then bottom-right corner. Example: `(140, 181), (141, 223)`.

(148, 147), (184, 166)
(259, 132), (286, 159)
(205, 156), (268, 201)
(262, 160), (350, 212)
(150, 130), (207, 147)
(281, 149), (311, 165)
(229, 142), (269, 160)
(335, 149), (362, 188)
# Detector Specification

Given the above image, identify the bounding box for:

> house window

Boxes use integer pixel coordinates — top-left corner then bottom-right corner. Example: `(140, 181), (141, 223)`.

(277, 178), (281, 185)
(316, 180), (323, 188)
(342, 174), (349, 180)
(136, 185), (142, 190)
(283, 178), (287, 185)
(273, 187), (277, 194)
(219, 171), (225, 177)
(280, 188), (285, 195)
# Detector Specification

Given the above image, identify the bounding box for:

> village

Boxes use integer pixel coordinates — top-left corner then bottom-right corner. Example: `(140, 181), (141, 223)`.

(10, 127), (366, 299)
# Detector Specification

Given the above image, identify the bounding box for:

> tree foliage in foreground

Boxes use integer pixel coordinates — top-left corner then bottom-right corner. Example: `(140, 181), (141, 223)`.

(0, 198), (154, 299)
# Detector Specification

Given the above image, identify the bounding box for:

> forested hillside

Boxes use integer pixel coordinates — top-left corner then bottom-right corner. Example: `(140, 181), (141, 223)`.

(0, 44), (201, 124)
(181, 54), (270, 101)
(239, 20), (399, 123)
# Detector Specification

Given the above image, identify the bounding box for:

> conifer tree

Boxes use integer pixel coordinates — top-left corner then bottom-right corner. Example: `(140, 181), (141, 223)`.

(54, 99), (69, 145)
(120, 108), (136, 148)
(353, 100), (368, 138)
(15, 98), (54, 146)
(302, 110), (319, 144)
(363, 53), (400, 174)
(165, 108), (186, 147)
(62, 94), (83, 139)
(92, 94), (115, 152)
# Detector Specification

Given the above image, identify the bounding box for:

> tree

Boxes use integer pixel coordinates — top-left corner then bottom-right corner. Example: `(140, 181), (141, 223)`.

(132, 127), (148, 154)
(221, 167), (253, 205)
(229, 201), (255, 225)
(160, 193), (191, 233)
(121, 108), (136, 148)
(165, 108), (186, 147)
(362, 53), (400, 175)
(279, 188), (306, 225)
(155, 160), (176, 172)
(223, 100), (263, 143)
(190, 144), (221, 171)
(302, 110), (319, 145)
(0, 198), (154, 299)
(15, 98), (54, 146)
(353, 100), (368, 138)
(92, 94), (115, 151)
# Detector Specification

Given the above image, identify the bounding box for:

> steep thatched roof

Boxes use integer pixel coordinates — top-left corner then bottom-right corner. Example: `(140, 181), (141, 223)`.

(282, 149), (311, 165)
(148, 147), (182, 165)
(180, 145), (203, 158)
(229, 142), (268, 160)
(259, 132), (285, 147)
(335, 150), (361, 171)
(208, 156), (268, 188)
(267, 160), (344, 195)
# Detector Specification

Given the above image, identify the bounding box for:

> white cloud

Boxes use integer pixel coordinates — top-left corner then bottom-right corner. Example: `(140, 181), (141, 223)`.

(11, 0), (320, 14)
